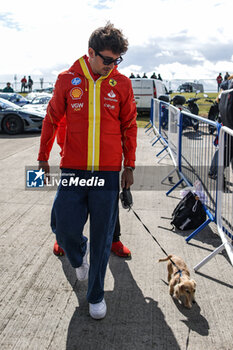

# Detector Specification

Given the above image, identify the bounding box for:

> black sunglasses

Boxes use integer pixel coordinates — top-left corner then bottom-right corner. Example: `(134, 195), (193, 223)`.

(95, 51), (123, 66)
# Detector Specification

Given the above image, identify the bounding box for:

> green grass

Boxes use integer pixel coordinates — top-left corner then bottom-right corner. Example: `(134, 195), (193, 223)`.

(136, 115), (150, 128)
(170, 92), (218, 117)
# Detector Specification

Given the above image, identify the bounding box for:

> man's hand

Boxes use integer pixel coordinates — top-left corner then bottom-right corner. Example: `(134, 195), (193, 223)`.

(121, 168), (134, 189)
(38, 161), (50, 183)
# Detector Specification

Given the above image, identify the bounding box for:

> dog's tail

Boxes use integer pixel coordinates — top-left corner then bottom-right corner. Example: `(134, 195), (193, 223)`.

(158, 255), (173, 263)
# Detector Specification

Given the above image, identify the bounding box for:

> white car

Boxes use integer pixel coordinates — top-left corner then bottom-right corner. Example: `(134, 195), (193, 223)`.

(131, 78), (170, 115)
(26, 92), (52, 102)
(22, 93), (52, 114)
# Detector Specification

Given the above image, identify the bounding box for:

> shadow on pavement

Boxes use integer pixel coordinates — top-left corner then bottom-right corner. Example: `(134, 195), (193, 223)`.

(172, 298), (209, 337)
(172, 298), (209, 350)
(159, 219), (224, 251)
(195, 271), (233, 289)
(59, 255), (181, 350)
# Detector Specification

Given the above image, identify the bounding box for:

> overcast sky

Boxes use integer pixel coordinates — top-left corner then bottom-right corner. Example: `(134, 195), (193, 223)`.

(1, 0), (233, 82)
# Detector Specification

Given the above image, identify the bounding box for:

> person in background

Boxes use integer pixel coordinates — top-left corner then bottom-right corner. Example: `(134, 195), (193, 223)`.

(28, 76), (33, 92)
(220, 74), (233, 91)
(21, 76), (27, 92)
(40, 78), (44, 89)
(53, 116), (132, 259)
(37, 22), (137, 320)
(158, 73), (162, 81)
(208, 75), (233, 182)
(224, 72), (230, 81)
(3, 82), (14, 92)
(129, 73), (135, 78)
(150, 72), (157, 79)
(216, 73), (223, 91)
(136, 73), (141, 78)
(142, 73), (148, 78)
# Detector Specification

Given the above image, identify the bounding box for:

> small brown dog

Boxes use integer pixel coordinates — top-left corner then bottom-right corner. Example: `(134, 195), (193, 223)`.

(158, 254), (196, 309)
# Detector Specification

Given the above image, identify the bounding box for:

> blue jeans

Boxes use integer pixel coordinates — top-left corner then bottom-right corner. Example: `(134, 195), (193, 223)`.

(51, 169), (119, 303)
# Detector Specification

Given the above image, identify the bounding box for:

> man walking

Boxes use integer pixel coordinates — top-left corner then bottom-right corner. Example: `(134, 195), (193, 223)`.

(38, 23), (137, 320)
(53, 116), (132, 258)
(216, 73), (223, 91)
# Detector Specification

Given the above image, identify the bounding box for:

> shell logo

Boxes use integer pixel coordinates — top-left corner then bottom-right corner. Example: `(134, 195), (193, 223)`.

(70, 87), (83, 99)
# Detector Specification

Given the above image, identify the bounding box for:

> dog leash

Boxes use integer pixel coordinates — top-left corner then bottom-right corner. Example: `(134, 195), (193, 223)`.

(120, 188), (183, 277)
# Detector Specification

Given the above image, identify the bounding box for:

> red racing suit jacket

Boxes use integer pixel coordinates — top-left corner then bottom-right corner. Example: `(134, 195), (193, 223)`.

(38, 55), (137, 171)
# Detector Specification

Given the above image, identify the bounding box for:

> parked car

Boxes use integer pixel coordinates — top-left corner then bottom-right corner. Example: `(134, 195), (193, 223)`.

(21, 94), (51, 115)
(177, 82), (204, 93)
(0, 92), (30, 106)
(30, 94), (52, 105)
(41, 87), (54, 93)
(0, 97), (46, 135)
(131, 78), (170, 115)
(26, 92), (52, 102)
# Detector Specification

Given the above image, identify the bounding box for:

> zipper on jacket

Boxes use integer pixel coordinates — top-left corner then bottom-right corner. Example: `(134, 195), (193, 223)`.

(92, 81), (96, 172)
(79, 56), (112, 172)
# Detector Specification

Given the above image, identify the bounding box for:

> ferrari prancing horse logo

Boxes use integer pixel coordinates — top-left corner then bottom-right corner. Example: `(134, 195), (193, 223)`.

(109, 79), (117, 87)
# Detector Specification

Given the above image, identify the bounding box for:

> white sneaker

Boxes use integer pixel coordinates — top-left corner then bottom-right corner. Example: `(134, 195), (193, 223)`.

(89, 299), (107, 320)
(75, 243), (89, 281)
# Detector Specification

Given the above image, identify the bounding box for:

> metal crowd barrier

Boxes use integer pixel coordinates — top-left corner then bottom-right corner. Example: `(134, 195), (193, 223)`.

(152, 98), (160, 134)
(155, 101), (170, 159)
(145, 98), (233, 269)
(146, 100), (219, 236)
(144, 99), (154, 132)
(167, 105), (180, 167)
(194, 126), (233, 269)
(145, 99), (169, 158)
(160, 104), (180, 181)
(144, 99), (160, 134)
(176, 111), (220, 242)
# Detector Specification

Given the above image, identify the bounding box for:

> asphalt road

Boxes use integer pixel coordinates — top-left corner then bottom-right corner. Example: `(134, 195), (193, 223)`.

(0, 127), (232, 350)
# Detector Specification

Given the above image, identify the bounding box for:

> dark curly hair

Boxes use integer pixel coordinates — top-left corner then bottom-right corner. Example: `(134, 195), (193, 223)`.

(88, 22), (128, 55)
